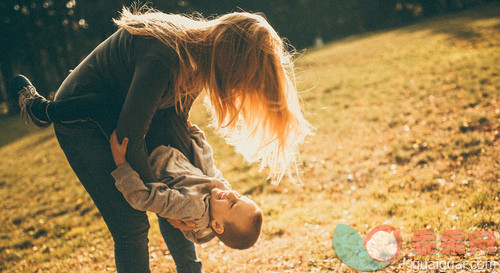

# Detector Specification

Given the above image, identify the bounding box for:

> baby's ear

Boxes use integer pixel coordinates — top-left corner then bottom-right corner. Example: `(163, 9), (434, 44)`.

(210, 219), (224, 234)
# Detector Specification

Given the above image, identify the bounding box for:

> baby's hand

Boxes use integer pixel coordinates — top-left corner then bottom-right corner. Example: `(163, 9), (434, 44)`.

(110, 130), (129, 167)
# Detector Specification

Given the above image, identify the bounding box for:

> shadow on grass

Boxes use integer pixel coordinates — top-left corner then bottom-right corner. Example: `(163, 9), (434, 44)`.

(327, 2), (500, 49)
(0, 115), (54, 148)
(399, 2), (500, 42)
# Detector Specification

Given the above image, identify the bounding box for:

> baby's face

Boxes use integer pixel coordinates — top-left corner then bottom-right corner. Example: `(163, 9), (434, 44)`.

(209, 188), (260, 228)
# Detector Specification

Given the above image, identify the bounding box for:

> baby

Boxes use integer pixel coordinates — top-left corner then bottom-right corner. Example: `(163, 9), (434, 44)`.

(110, 126), (263, 249)
(11, 74), (263, 249)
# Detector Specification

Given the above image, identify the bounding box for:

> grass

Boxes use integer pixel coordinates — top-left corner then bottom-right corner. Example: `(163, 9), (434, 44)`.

(1, 3), (499, 272)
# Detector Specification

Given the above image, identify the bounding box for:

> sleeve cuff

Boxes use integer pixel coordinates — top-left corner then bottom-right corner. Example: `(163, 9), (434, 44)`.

(111, 162), (135, 180)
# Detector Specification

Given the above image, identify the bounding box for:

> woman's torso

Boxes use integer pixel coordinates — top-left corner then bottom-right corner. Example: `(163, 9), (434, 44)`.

(54, 29), (179, 109)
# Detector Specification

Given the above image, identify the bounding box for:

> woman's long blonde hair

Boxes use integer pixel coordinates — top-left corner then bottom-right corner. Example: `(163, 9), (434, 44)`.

(114, 6), (313, 183)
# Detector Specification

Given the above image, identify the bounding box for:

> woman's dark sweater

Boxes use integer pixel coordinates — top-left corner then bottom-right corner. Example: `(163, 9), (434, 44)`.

(55, 28), (183, 182)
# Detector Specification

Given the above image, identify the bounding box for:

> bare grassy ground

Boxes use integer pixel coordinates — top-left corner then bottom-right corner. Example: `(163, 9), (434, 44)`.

(1, 4), (499, 272)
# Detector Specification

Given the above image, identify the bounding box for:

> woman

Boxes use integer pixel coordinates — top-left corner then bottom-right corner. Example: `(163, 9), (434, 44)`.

(25, 6), (312, 273)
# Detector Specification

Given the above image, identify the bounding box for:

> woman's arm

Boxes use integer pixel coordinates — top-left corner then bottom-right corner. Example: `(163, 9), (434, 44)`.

(115, 53), (172, 182)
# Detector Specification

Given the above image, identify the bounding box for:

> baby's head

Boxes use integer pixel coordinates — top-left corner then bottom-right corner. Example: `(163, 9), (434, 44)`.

(209, 188), (263, 249)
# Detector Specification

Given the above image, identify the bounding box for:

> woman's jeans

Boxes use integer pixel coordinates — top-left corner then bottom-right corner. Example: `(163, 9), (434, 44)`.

(53, 108), (202, 273)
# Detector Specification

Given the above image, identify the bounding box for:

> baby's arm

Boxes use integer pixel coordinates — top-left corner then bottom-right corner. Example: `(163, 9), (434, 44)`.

(110, 130), (199, 219)
(111, 163), (198, 219)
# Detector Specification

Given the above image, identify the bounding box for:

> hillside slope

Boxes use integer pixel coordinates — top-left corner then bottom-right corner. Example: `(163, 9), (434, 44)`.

(1, 3), (499, 272)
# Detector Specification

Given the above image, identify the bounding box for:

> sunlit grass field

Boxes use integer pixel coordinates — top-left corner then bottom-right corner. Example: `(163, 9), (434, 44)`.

(1, 4), (499, 272)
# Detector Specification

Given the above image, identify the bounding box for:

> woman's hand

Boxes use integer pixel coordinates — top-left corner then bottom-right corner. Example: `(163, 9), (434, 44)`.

(110, 130), (129, 167)
(167, 219), (196, 231)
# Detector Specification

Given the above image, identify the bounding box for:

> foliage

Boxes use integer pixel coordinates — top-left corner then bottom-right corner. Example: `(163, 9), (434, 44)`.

(0, 0), (495, 105)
